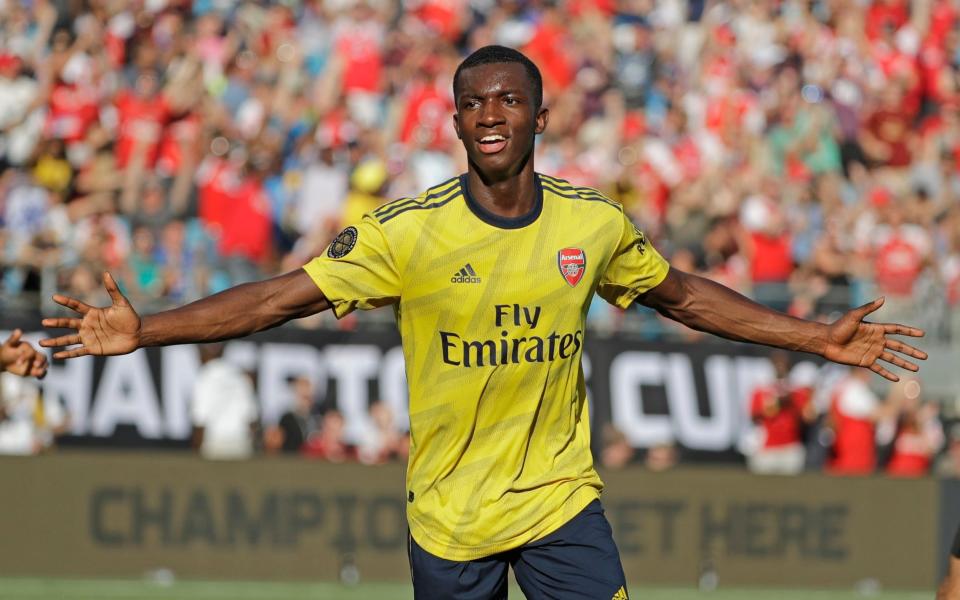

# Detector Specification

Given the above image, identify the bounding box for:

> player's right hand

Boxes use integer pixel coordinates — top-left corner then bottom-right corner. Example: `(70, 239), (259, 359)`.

(40, 272), (142, 359)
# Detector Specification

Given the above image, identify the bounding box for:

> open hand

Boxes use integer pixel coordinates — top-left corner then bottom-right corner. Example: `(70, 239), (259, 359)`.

(40, 272), (142, 359)
(0, 329), (49, 378)
(822, 297), (927, 382)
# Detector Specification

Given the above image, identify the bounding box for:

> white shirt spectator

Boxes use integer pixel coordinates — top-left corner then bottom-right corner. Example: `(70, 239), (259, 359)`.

(295, 158), (348, 235)
(0, 73), (43, 165)
(191, 358), (258, 460)
(0, 372), (66, 455)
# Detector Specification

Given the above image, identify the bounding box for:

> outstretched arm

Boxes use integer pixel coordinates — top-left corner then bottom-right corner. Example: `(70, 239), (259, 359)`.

(638, 268), (926, 381)
(41, 269), (329, 358)
(0, 329), (49, 378)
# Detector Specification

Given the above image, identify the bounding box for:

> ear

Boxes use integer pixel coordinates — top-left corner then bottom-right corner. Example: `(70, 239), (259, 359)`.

(534, 106), (549, 135)
(453, 112), (462, 140)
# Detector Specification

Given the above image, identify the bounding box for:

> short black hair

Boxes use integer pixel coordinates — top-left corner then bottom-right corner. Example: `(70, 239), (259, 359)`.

(453, 45), (543, 109)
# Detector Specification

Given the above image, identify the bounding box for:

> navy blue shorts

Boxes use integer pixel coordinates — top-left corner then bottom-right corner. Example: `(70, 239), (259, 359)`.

(408, 499), (628, 599)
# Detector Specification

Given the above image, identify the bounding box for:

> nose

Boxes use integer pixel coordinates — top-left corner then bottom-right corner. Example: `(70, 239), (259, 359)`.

(478, 100), (505, 127)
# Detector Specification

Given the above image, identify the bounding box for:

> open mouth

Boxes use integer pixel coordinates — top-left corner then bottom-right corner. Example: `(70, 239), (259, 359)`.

(477, 134), (508, 155)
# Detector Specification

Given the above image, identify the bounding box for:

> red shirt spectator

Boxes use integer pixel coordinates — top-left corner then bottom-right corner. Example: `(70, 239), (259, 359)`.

(886, 425), (936, 476)
(927, 0), (957, 46)
(884, 391), (944, 477)
(412, 0), (466, 41)
(524, 15), (576, 93)
(218, 175), (272, 264)
(565, 0), (615, 18)
(197, 155), (243, 234)
(871, 42), (922, 117)
(114, 80), (172, 169)
(919, 40), (956, 104)
(751, 384), (812, 449)
(874, 234), (924, 296)
(399, 79), (453, 150)
(704, 90), (756, 139)
(301, 411), (355, 462)
(44, 81), (99, 143)
(333, 18), (384, 94)
(748, 231), (793, 283)
(865, 0), (909, 41)
(156, 113), (201, 176)
(827, 372), (878, 475)
(873, 211), (929, 297)
(863, 104), (913, 167)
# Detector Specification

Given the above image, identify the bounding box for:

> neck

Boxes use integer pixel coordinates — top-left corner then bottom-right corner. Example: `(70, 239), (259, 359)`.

(465, 159), (537, 219)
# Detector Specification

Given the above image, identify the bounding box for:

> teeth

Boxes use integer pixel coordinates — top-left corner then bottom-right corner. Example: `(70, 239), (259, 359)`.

(480, 135), (506, 142)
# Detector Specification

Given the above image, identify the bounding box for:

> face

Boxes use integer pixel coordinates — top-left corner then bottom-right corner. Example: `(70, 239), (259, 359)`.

(453, 62), (548, 180)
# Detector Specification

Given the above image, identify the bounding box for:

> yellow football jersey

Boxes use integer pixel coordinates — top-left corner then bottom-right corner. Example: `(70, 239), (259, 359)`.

(303, 173), (669, 561)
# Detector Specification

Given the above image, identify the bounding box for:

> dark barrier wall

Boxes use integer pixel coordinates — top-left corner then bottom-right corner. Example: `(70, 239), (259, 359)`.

(1, 327), (830, 458)
(0, 454), (940, 588)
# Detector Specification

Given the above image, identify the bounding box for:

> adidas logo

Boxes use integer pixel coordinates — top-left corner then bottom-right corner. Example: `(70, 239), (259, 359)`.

(611, 585), (629, 600)
(451, 263), (481, 284)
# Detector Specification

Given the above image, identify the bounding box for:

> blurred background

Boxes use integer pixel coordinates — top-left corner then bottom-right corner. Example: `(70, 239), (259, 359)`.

(1, 0), (959, 595)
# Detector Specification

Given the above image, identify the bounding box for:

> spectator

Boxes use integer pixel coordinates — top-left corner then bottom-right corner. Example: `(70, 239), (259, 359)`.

(644, 440), (678, 473)
(0, 372), (67, 455)
(341, 158), (389, 227)
(0, 373), (41, 455)
(356, 400), (407, 465)
(302, 408), (353, 462)
(826, 369), (881, 476)
(190, 342), (258, 460)
(880, 378), (944, 477)
(600, 423), (636, 470)
(265, 375), (320, 454)
(747, 351), (816, 475)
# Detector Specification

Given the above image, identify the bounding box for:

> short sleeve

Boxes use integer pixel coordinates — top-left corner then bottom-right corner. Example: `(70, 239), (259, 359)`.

(597, 212), (669, 308)
(302, 215), (401, 318)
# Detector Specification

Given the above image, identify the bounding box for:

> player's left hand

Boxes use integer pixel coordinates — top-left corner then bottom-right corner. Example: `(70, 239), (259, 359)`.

(822, 297), (926, 382)
(0, 329), (49, 379)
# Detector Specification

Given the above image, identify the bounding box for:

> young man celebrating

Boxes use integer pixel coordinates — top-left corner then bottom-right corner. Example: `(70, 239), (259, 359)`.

(41, 46), (926, 599)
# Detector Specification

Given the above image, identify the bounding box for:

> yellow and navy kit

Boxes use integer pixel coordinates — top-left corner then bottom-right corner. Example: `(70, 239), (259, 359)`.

(304, 173), (669, 561)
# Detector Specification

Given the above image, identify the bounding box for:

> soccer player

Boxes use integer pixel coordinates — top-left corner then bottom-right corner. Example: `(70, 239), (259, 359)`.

(0, 329), (47, 378)
(40, 46), (927, 599)
(939, 524), (960, 600)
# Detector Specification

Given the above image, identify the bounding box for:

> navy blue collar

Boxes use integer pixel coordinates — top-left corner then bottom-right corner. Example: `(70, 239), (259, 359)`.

(460, 173), (543, 230)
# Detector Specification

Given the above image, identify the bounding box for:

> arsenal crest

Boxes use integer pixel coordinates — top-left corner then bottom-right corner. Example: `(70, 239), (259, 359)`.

(558, 247), (586, 287)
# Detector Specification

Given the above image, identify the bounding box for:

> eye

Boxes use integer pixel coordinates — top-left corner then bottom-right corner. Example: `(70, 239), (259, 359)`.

(463, 99), (480, 109)
(504, 97), (520, 106)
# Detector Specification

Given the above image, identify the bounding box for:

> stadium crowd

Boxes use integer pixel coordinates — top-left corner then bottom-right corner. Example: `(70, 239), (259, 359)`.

(0, 0), (958, 335)
(0, 0), (958, 474)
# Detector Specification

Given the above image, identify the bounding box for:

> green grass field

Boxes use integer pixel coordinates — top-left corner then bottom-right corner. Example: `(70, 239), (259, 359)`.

(0, 579), (934, 600)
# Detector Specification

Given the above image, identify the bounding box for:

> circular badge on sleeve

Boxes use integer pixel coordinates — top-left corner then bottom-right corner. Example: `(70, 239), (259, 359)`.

(327, 226), (358, 259)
